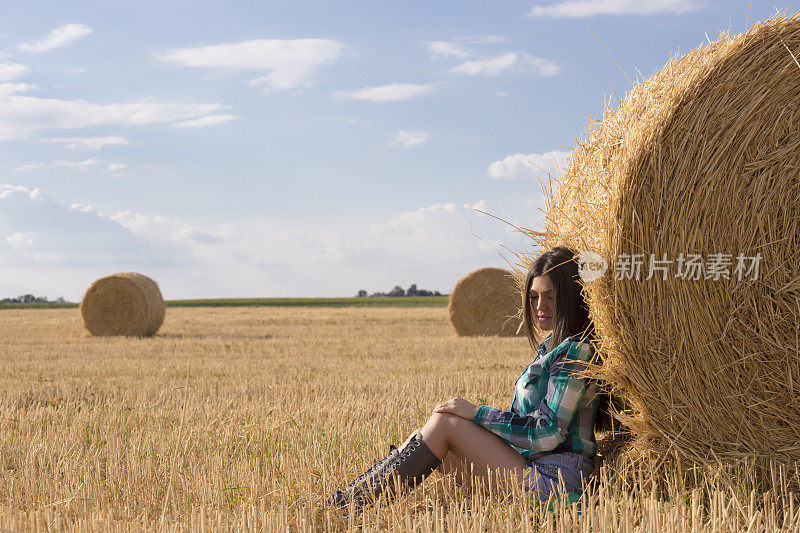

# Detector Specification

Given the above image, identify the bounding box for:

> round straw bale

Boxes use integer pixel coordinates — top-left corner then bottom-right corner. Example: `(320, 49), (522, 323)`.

(80, 272), (165, 337)
(448, 267), (522, 336)
(528, 13), (800, 470)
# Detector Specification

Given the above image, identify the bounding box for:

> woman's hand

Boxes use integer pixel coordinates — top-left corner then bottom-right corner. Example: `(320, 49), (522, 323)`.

(433, 397), (478, 420)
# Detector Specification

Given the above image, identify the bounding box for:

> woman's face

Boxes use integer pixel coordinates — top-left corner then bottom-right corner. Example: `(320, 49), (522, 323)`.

(529, 275), (555, 331)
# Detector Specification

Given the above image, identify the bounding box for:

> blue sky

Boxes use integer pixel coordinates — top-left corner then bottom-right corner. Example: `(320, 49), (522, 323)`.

(0, 0), (790, 300)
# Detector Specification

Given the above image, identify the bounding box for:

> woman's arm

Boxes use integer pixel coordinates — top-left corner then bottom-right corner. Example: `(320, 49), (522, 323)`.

(472, 341), (592, 453)
(433, 397), (478, 419)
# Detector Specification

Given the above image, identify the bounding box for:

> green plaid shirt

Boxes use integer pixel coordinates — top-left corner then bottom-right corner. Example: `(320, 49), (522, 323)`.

(473, 332), (599, 460)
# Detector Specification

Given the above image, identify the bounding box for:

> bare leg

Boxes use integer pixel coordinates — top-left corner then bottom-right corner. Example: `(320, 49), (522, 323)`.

(398, 427), (422, 450)
(398, 429), (469, 485)
(398, 413), (528, 494)
(440, 451), (474, 485)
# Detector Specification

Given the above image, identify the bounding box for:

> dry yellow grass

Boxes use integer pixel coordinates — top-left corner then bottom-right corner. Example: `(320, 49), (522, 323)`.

(0, 307), (797, 531)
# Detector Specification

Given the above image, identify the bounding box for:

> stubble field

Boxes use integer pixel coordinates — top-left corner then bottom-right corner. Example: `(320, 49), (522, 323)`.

(0, 307), (797, 531)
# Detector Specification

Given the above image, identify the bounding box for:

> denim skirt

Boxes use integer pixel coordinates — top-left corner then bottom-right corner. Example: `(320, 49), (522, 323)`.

(523, 451), (595, 500)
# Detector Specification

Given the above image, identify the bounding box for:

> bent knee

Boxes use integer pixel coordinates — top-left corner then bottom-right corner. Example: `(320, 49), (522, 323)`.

(427, 412), (458, 424)
(426, 412), (472, 432)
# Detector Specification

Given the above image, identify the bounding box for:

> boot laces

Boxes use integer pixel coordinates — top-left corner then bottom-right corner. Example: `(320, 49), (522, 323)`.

(397, 435), (421, 462)
(344, 444), (398, 491)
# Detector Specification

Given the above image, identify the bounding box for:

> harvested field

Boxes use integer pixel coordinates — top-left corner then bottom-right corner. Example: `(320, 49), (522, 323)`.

(0, 307), (797, 531)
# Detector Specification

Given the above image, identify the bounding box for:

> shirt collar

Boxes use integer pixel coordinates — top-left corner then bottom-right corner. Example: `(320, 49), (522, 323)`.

(538, 333), (553, 355)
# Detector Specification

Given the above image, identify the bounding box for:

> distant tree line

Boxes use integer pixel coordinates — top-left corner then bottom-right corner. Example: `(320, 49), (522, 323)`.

(356, 284), (445, 298)
(1, 294), (66, 304)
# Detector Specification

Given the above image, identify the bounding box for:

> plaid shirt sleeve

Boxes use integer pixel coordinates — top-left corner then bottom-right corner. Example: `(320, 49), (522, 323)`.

(472, 340), (592, 453)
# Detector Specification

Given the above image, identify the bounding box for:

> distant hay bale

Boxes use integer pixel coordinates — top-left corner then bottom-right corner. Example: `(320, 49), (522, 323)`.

(526, 12), (800, 472)
(448, 267), (521, 337)
(80, 272), (166, 337)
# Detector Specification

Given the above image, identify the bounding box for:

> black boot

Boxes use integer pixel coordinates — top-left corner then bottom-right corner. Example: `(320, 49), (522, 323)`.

(328, 433), (442, 515)
(327, 443), (400, 512)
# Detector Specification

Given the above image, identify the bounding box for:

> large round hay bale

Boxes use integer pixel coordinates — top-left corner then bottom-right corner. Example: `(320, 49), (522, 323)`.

(80, 272), (166, 337)
(448, 267), (521, 336)
(529, 12), (800, 471)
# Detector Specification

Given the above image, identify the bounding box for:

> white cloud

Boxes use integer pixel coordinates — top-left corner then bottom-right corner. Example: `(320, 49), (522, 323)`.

(450, 53), (518, 76)
(0, 185), (164, 270)
(0, 83), (35, 97)
(172, 114), (239, 129)
(361, 201), (526, 271)
(426, 41), (474, 60)
(487, 150), (571, 180)
(528, 0), (704, 18)
(108, 163), (126, 171)
(425, 35), (512, 61)
(0, 62), (29, 82)
(450, 52), (559, 77)
(0, 83), (224, 140)
(333, 83), (435, 102)
(15, 158), (100, 172)
(46, 136), (129, 150)
(6, 232), (35, 247)
(19, 23), (93, 53)
(426, 37), (559, 79)
(69, 203), (94, 213)
(388, 203), (458, 226)
(54, 158), (99, 170)
(460, 35), (509, 44)
(157, 38), (345, 92)
(0, 183), (537, 300)
(390, 130), (428, 147)
(13, 163), (45, 172)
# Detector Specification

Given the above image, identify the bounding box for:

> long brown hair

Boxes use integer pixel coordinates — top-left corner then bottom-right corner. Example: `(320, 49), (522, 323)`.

(521, 246), (616, 433)
(522, 246), (594, 350)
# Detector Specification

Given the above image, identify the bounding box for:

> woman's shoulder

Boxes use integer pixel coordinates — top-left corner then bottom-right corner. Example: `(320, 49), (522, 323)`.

(553, 332), (595, 362)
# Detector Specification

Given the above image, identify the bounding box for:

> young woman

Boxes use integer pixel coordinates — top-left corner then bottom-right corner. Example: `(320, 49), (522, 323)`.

(327, 246), (601, 515)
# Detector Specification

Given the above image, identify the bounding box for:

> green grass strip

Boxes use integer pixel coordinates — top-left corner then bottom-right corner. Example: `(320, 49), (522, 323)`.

(166, 296), (449, 308)
(0, 296), (449, 310)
